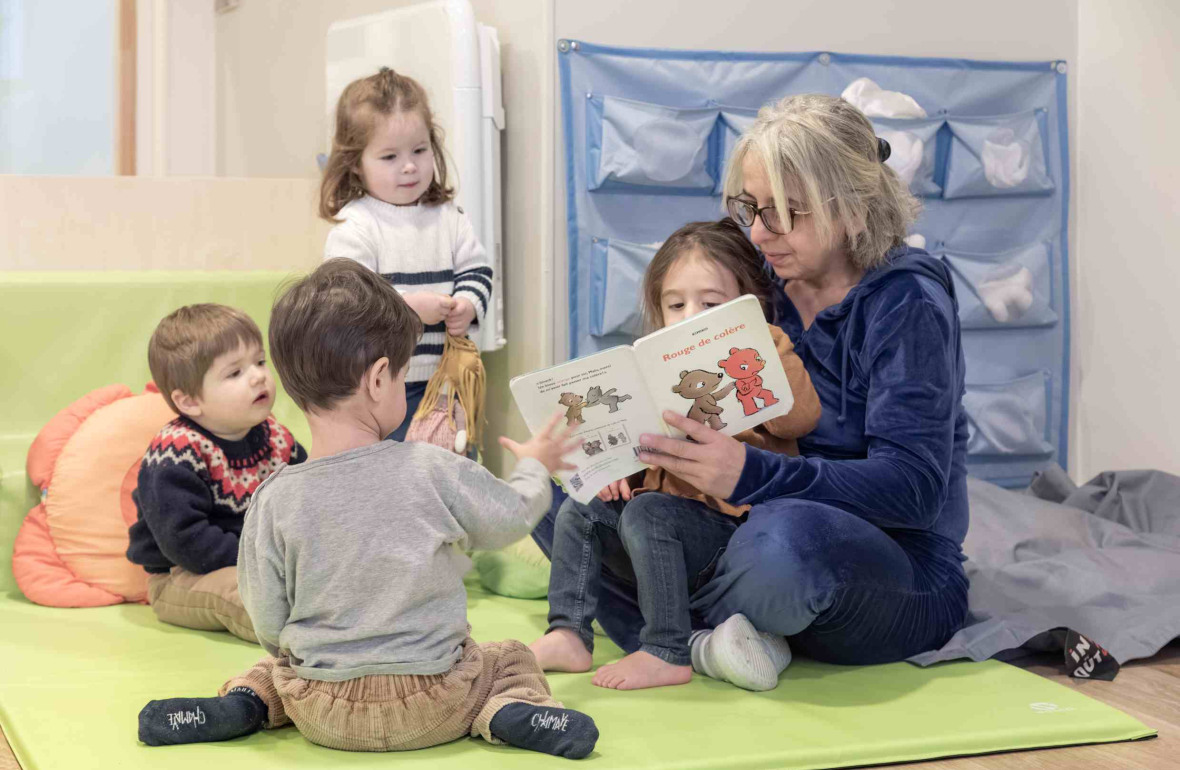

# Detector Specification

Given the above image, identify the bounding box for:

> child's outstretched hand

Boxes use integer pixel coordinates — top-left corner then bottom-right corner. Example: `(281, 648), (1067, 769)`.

(499, 410), (582, 475)
(445, 296), (477, 336)
(405, 292), (456, 325)
(597, 478), (632, 502)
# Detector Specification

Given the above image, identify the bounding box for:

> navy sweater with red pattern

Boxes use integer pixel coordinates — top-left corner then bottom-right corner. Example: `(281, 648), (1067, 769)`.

(126, 415), (307, 574)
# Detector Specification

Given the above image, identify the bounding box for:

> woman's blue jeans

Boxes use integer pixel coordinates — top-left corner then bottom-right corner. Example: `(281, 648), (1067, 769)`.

(533, 483), (968, 665)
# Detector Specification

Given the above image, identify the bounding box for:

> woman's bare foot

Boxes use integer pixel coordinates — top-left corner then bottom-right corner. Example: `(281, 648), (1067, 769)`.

(529, 629), (593, 672)
(591, 651), (692, 690)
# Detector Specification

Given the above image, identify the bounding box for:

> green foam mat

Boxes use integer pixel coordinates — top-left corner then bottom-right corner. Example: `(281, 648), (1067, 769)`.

(0, 271), (311, 448)
(0, 579), (1154, 770)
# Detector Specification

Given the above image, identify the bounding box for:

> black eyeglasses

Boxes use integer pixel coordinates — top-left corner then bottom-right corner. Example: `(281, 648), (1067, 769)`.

(726, 197), (815, 235)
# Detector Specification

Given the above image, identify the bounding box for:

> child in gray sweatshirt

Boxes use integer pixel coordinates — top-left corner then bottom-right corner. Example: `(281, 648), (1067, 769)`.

(137, 258), (598, 759)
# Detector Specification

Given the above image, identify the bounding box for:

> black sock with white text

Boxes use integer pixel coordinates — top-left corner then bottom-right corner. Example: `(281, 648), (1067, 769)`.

(489, 702), (599, 759)
(137, 687), (266, 746)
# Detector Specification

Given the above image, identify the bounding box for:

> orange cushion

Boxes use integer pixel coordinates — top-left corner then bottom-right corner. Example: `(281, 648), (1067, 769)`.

(25, 383), (131, 489)
(14, 387), (176, 607)
(13, 503), (125, 607)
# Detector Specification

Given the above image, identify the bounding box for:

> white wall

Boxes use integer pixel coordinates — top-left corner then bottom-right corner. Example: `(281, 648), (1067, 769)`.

(136, 0), (216, 176)
(555, 0), (1078, 60)
(1074, 0), (1180, 477)
(554, 0), (1081, 474)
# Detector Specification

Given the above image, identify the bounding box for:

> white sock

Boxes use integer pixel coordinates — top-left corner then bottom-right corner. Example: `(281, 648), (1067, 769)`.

(689, 614), (784, 692)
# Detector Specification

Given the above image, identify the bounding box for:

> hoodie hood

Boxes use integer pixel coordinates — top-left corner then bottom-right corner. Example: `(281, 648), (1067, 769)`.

(774, 245), (959, 429)
(828, 245), (957, 321)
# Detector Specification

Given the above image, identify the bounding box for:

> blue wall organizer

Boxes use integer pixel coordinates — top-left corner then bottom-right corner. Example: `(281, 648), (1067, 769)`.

(558, 40), (1070, 488)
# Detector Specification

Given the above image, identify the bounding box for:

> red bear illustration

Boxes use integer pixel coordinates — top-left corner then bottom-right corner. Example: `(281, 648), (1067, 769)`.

(718, 347), (779, 416)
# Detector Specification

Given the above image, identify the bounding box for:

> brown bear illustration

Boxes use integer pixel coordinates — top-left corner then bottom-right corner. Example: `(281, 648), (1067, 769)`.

(671, 369), (736, 431)
(558, 392), (586, 426)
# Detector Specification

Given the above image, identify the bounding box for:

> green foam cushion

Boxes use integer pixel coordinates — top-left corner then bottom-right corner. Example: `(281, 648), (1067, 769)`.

(0, 577), (1155, 770)
(473, 538), (551, 600)
(0, 272), (311, 596)
(0, 271), (310, 444)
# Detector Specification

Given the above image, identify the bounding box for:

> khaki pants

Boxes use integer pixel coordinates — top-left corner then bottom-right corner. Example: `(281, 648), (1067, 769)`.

(220, 638), (560, 752)
(146, 566), (257, 643)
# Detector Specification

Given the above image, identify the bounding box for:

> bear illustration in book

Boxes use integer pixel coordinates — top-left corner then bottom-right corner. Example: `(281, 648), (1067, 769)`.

(558, 392), (586, 426)
(584, 385), (632, 413)
(718, 347), (779, 416)
(671, 369), (735, 431)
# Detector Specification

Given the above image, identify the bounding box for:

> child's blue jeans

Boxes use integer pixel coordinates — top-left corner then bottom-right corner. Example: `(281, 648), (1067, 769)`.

(545, 492), (740, 666)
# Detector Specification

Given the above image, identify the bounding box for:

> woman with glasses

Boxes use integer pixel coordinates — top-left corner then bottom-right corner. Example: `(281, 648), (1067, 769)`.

(535, 93), (970, 683)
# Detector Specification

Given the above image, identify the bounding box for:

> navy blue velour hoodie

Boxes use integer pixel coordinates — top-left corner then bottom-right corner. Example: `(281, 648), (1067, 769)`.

(730, 246), (969, 550)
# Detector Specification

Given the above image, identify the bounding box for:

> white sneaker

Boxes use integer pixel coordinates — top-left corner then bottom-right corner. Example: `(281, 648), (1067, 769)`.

(689, 614), (789, 692)
(759, 631), (792, 674)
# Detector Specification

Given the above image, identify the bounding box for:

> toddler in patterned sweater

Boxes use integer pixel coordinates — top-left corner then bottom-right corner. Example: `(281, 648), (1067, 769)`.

(126, 304), (306, 642)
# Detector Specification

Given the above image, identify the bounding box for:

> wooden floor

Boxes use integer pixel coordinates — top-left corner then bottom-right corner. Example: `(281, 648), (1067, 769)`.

(0, 723), (14, 770)
(895, 642), (1180, 770)
(1, 643), (1176, 769)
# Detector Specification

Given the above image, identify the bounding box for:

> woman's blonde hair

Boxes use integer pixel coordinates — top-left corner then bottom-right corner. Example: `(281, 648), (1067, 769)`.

(319, 68), (453, 221)
(722, 93), (920, 271)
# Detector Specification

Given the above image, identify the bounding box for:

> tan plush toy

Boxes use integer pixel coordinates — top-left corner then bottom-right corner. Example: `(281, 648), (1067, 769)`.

(406, 333), (486, 454)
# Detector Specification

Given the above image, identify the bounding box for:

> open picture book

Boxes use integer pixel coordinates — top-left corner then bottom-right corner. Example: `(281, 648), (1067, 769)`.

(509, 294), (795, 503)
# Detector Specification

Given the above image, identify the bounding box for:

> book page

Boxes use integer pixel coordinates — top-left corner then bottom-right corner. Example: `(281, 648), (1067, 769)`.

(509, 346), (667, 504)
(632, 294), (794, 438)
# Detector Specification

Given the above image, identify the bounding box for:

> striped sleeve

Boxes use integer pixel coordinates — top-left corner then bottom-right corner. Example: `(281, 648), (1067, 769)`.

(450, 208), (492, 324)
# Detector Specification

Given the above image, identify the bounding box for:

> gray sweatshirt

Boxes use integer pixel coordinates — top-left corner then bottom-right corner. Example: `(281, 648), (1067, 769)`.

(237, 440), (551, 681)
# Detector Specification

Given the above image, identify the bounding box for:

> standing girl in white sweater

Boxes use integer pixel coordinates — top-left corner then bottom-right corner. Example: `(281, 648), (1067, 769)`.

(320, 68), (493, 440)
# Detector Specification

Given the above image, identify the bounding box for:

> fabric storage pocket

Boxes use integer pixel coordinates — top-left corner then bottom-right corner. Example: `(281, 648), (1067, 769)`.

(963, 371), (1053, 457)
(589, 237), (661, 337)
(721, 108), (757, 136)
(944, 110), (1054, 198)
(716, 108), (759, 192)
(872, 117), (945, 198)
(587, 94), (720, 193)
(942, 242), (1057, 328)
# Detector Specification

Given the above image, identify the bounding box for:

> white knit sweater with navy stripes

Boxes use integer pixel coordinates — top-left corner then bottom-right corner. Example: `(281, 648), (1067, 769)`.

(323, 196), (493, 385)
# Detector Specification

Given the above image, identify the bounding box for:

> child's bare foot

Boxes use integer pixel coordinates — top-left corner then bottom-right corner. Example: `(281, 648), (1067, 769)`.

(591, 651), (691, 690)
(529, 629), (593, 672)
